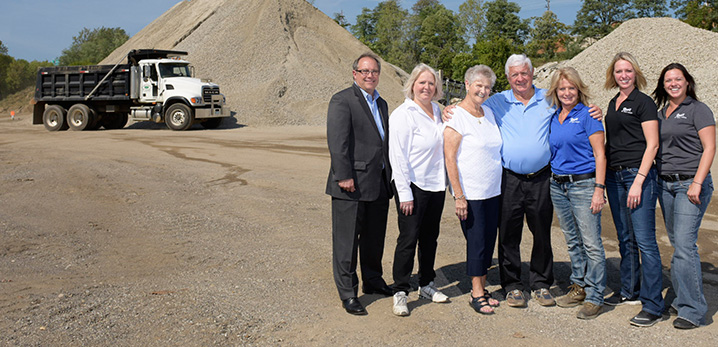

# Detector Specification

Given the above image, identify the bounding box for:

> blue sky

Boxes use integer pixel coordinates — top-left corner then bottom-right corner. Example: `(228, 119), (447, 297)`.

(0, 0), (581, 62)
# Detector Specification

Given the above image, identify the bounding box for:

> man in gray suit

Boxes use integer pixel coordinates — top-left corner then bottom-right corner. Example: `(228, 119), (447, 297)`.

(326, 52), (393, 315)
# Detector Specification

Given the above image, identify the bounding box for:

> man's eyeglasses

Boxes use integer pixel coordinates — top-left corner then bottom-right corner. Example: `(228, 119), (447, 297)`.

(355, 69), (380, 76)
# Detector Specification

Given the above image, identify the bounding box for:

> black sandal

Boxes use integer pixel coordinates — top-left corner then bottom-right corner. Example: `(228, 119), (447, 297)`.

(484, 289), (500, 307)
(470, 295), (495, 315)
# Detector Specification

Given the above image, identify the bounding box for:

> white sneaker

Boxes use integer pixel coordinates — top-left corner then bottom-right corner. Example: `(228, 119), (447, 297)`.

(393, 292), (409, 316)
(419, 281), (449, 303)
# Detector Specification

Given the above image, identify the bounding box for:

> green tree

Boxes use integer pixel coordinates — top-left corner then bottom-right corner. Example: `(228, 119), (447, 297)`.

(418, 6), (466, 77)
(351, 8), (377, 47)
(573, 0), (633, 40)
(0, 40), (8, 54)
(483, 0), (529, 44)
(458, 0), (485, 42)
(472, 36), (515, 91)
(632, 0), (668, 17)
(672, 0), (718, 31)
(373, 1), (411, 69)
(333, 11), (350, 29)
(58, 27), (129, 66)
(528, 10), (568, 59)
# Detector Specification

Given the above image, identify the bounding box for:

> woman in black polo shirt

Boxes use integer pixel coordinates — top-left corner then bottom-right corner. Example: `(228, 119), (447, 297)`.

(603, 52), (664, 327)
(653, 63), (715, 329)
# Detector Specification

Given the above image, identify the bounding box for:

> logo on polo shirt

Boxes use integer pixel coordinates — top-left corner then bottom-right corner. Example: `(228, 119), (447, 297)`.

(675, 113), (687, 119)
(621, 107), (633, 114)
(569, 117), (580, 124)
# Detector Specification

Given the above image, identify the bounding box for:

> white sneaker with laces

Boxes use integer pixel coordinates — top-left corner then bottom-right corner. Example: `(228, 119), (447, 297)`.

(419, 281), (449, 303)
(393, 292), (409, 316)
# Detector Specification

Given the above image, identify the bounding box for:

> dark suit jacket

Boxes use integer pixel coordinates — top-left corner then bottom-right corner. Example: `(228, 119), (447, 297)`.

(326, 84), (393, 201)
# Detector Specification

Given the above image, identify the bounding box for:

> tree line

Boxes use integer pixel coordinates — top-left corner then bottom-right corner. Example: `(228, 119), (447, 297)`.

(0, 27), (128, 101)
(335, 0), (717, 91)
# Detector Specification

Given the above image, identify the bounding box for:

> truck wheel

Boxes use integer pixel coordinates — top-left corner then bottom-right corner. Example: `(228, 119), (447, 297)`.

(43, 105), (68, 131)
(201, 117), (222, 129)
(165, 103), (194, 131)
(102, 112), (128, 129)
(67, 104), (95, 131)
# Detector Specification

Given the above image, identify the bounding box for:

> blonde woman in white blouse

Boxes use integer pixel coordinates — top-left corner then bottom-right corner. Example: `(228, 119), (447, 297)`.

(388, 63), (448, 316)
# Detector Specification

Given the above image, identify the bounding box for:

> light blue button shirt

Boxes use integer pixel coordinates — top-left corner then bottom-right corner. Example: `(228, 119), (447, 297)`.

(483, 86), (555, 174)
(357, 84), (385, 140)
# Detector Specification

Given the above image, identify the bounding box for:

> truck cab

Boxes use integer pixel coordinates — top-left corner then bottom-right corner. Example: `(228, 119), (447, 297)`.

(33, 49), (228, 131)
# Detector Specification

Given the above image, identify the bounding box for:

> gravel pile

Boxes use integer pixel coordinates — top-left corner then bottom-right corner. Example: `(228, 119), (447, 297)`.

(101, 0), (408, 126)
(534, 17), (718, 114)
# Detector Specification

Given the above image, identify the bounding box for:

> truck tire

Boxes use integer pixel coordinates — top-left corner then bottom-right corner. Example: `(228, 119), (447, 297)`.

(67, 104), (95, 131)
(165, 103), (194, 131)
(201, 117), (222, 129)
(102, 112), (128, 130)
(43, 105), (68, 131)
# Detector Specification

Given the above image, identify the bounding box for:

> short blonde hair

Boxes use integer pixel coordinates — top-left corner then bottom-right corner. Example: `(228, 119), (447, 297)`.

(403, 63), (444, 101)
(604, 52), (647, 90)
(546, 67), (591, 109)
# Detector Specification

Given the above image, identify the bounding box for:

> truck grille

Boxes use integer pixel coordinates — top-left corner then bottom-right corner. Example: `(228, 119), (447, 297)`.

(202, 86), (220, 102)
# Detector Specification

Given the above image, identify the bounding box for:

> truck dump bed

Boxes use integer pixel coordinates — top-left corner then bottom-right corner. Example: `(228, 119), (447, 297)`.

(35, 65), (133, 102)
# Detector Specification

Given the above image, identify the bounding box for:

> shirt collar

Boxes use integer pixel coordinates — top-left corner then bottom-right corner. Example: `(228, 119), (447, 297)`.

(507, 85), (543, 104)
(355, 82), (380, 102)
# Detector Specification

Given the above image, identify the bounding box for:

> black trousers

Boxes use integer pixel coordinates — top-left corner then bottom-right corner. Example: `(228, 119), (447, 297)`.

(391, 183), (445, 294)
(498, 168), (554, 292)
(331, 179), (390, 300)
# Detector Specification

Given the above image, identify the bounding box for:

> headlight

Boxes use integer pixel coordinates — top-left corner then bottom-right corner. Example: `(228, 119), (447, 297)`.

(191, 97), (202, 104)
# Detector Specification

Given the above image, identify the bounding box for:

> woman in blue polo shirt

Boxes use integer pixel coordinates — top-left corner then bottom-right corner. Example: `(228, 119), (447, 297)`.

(603, 52), (663, 327)
(546, 67), (607, 320)
(653, 63), (715, 329)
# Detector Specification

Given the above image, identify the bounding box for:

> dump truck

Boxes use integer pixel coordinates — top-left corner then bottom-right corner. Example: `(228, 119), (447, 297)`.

(32, 49), (227, 131)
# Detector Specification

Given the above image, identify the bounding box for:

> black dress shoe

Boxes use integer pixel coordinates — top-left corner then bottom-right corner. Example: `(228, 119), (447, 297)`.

(363, 284), (393, 296)
(342, 297), (367, 315)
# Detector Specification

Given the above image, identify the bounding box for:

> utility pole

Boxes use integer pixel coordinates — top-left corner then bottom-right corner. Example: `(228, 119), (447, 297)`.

(546, 0), (550, 12)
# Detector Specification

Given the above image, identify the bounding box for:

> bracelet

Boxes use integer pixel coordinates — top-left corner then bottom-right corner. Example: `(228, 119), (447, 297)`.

(636, 172), (646, 178)
(454, 194), (465, 200)
(692, 181), (703, 185)
(594, 183), (606, 189)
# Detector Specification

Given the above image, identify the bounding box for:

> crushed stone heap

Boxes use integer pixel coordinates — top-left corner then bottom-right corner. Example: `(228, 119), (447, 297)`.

(102, 0), (408, 126)
(534, 17), (718, 115)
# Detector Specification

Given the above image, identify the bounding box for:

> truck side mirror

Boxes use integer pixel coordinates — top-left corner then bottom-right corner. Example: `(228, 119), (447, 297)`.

(143, 65), (151, 81)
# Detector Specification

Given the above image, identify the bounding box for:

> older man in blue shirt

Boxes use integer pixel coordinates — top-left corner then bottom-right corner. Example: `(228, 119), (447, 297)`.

(445, 54), (601, 308)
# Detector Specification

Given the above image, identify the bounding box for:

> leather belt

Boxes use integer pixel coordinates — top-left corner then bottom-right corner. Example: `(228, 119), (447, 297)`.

(608, 165), (633, 171)
(659, 174), (695, 182)
(551, 172), (596, 183)
(507, 165), (550, 179)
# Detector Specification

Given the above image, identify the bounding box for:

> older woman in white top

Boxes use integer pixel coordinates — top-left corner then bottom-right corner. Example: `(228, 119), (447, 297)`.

(444, 65), (502, 315)
(388, 63), (448, 316)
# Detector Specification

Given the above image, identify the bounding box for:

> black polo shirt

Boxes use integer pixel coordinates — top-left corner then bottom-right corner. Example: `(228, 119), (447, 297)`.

(657, 96), (715, 175)
(605, 88), (658, 168)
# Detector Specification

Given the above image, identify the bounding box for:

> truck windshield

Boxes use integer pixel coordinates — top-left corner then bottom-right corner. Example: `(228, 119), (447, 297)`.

(158, 63), (191, 78)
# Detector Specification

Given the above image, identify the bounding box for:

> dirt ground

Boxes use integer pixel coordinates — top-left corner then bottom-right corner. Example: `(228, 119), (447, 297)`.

(1, 113), (718, 346)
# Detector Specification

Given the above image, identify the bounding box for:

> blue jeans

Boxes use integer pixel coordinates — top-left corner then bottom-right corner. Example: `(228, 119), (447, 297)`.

(658, 173), (713, 326)
(605, 167), (664, 316)
(550, 177), (606, 305)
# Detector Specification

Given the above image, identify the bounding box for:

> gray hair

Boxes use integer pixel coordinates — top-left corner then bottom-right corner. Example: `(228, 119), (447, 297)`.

(465, 65), (497, 88)
(352, 52), (381, 73)
(504, 54), (533, 76)
(403, 63), (444, 101)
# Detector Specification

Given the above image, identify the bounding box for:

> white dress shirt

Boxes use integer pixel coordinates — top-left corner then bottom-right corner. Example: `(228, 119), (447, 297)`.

(389, 98), (447, 202)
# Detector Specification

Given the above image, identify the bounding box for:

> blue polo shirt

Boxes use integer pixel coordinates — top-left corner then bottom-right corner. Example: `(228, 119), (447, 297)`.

(549, 103), (604, 175)
(484, 86), (555, 174)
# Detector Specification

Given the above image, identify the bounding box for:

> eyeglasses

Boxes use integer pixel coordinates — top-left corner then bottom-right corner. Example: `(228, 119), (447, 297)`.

(355, 69), (380, 76)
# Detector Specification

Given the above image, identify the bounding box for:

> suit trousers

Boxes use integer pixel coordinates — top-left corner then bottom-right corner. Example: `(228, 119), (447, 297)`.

(498, 168), (554, 292)
(331, 177), (390, 300)
(391, 183), (445, 294)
